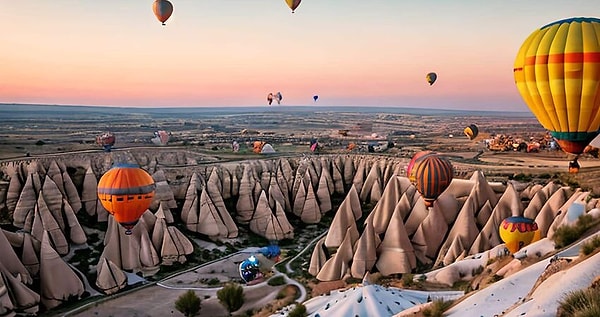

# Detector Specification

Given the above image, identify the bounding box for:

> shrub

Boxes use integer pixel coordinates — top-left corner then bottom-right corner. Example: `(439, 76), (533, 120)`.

(402, 273), (415, 287)
(553, 214), (600, 249)
(174, 290), (201, 317)
(217, 283), (245, 315)
(288, 303), (307, 317)
(581, 236), (600, 256)
(268, 275), (286, 286)
(557, 287), (600, 317)
(423, 299), (453, 317)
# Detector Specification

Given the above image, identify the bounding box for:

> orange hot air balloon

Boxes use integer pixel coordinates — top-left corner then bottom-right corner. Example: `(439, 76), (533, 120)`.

(285, 0), (301, 13)
(97, 163), (156, 235)
(413, 154), (453, 208)
(499, 216), (540, 254)
(153, 0), (173, 26)
(406, 150), (434, 182)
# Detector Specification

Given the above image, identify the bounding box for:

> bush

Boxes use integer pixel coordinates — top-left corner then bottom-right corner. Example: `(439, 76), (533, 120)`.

(553, 214), (599, 249)
(175, 290), (201, 317)
(288, 303), (307, 317)
(581, 236), (600, 256)
(557, 287), (600, 317)
(217, 283), (245, 315)
(268, 275), (286, 286)
(423, 299), (453, 317)
(402, 273), (415, 287)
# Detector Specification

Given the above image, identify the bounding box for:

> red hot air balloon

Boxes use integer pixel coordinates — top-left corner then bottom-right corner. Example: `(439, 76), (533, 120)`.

(97, 163), (156, 235)
(153, 0), (173, 26)
(413, 154), (453, 208)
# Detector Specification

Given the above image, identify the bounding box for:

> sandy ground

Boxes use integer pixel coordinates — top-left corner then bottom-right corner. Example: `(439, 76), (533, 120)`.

(67, 252), (283, 317)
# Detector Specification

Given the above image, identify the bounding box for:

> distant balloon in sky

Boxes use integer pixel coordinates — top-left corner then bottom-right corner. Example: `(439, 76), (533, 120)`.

(426, 72), (437, 86)
(267, 92), (282, 105)
(313, 95), (319, 102)
(514, 17), (600, 162)
(153, 0), (173, 26)
(285, 0), (302, 13)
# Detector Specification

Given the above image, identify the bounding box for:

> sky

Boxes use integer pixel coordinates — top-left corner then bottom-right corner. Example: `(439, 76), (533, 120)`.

(1, 0), (599, 111)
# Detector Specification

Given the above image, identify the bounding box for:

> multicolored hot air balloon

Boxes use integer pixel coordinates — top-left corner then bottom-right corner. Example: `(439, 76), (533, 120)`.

(96, 132), (116, 152)
(499, 216), (540, 254)
(413, 154), (453, 208)
(267, 92), (282, 105)
(514, 17), (600, 171)
(151, 130), (170, 146)
(426, 72), (437, 86)
(464, 124), (479, 140)
(407, 150), (434, 182)
(239, 255), (262, 283)
(97, 163), (156, 235)
(152, 0), (173, 26)
(285, 0), (302, 13)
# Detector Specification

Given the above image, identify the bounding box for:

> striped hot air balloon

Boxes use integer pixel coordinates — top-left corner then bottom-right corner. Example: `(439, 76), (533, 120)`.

(97, 164), (156, 235)
(499, 216), (540, 254)
(152, 0), (173, 26)
(407, 150), (434, 183)
(514, 17), (600, 160)
(285, 0), (302, 13)
(463, 124), (479, 140)
(413, 154), (453, 208)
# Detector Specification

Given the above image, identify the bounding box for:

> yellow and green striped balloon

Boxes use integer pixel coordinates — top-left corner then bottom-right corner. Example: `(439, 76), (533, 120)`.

(514, 17), (600, 155)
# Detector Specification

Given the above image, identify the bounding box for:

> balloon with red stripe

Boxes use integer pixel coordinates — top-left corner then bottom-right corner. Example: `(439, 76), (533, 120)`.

(97, 163), (156, 235)
(413, 154), (453, 208)
(514, 17), (600, 159)
(153, 0), (173, 26)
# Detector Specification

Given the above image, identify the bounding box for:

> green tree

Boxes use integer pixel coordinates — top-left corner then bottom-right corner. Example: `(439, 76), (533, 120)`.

(288, 303), (307, 317)
(217, 283), (245, 315)
(174, 290), (201, 317)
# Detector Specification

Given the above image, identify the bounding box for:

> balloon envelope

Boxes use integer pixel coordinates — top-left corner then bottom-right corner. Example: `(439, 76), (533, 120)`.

(413, 154), (453, 208)
(499, 216), (539, 254)
(464, 124), (479, 140)
(285, 0), (302, 13)
(97, 164), (156, 234)
(514, 17), (600, 156)
(153, 0), (173, 25)
(407, 150), (434, 183)
(426, 72), (437, 85)
(313, 95), (319, 102)
(239, 255), (261, 283)
(96, 132), (115, 152)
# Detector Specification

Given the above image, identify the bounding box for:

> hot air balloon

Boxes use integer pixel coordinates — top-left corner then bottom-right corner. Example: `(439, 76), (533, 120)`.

(413, 154), (453, 208)
(464, 124), (479, 140)
(426, 72), (437, 86)
(285, 0), (302, 13)
(313, 95), (319, 102)
(406, 150), (434, 182)
(152, 0), (173, 26)
(267, 93), (274, 105)
(514, 17), (600, 171)
(239, 255), (262, 283)
(96, 132), (116, 152)
(499, 216), (540, 254)
(151, 130), (170, 146)
(97, 164), (156, 235)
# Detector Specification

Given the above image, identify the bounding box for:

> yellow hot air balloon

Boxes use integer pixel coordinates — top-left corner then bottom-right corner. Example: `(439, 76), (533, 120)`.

(426, 72), (437, 86)
(514, 17), (600, 163)
(285, 0), (302, 13)
(153, 0), (173, 26)
(499, 216), (540, 254)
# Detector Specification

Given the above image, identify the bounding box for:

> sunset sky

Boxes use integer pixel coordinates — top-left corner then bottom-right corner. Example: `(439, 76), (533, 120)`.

(2, 1), (599, 111)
